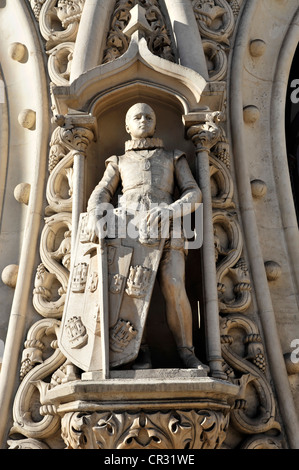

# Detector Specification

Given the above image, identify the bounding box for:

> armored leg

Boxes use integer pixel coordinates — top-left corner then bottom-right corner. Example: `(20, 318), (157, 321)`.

(158, 248), (208, 370)
(132, 327), (152, 370)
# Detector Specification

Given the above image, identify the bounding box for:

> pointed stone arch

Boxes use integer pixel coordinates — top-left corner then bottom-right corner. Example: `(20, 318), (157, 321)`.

(70, 0), (209, 82)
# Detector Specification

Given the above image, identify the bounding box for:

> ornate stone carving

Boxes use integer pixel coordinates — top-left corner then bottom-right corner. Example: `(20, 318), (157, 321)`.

(125, 265), (152, 298)
(102, 0), (175, 64)
(61, 409), (229, 449)
(110, 319), (138, 353)
(240, 434), (282, 450)
(65, 316), (88, 349)
(29, 0), (86, 90)
(47, 42), (75, 86)
(10, 318), (66, 441)
(185, 101), (281, 447)
(58, 103), (208, 373)
(192, 0), (235, 44)
(31, 117), (95, 323)
(187, 113), (222, 151)
(33, 214), (71, 319)
(8, 438), (50, 449)
(39, 0), (85, 48)
(220, 314), (281, 440)
(71, 263), (88, 293)
(192, 0), (236, 80)
(8, 111), (96, 448)
(30, 0), (46, 20)
(7, 0), (284, 451)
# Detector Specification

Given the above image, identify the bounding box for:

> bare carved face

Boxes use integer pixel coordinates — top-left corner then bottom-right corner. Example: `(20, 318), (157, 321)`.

(125, 103), (156, 139)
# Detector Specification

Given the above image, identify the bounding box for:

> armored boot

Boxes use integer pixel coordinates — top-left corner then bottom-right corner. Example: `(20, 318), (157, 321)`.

(178, 346), (209, 372)
(132, 344), (152, 370)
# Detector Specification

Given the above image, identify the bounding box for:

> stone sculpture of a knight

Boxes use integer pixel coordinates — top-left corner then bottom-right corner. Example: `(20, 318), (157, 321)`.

(59, 102), (208, 374)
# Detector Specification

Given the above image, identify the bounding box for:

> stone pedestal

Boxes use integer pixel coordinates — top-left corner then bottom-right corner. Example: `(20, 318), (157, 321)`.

(41, 371), (239, 449)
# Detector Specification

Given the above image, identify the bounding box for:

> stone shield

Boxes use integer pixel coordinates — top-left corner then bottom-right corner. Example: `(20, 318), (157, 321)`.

(59, 213), (165, 372)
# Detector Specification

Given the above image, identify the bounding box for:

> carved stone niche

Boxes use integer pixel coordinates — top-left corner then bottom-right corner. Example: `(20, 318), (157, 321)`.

(39, 371), (239, 449)
(35, 6), (237, 451)
(52, 4), (219, 373)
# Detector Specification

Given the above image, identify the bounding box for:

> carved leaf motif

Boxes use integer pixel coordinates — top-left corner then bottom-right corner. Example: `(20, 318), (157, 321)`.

(196, 410), (229, 449)
(102, 0), (175, 64)
(87, 412), (139, 449)
(47, 42), (75, 86)
(33, 213), (72, 318)
(60, 410), (229, 449)
(30, 0), (46, 20)
(192, 0), (235, 45)
(192, 0), (235, 80)
(8, 438), (50, 449)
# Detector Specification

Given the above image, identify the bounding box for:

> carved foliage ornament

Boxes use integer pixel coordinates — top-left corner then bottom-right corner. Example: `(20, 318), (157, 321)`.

(11, 318), (66, 441)
(220, 315), (281, 437)
(30, 0), (86, 87)
(208, 126), (280, 444)
(14, 0), (279, 451)
(61, 410), (229, 449)
(187, 111), (281, 447)
(102, 0), (175, 64)
(32, 123), (95, 320)
(192, 0), (239, 80)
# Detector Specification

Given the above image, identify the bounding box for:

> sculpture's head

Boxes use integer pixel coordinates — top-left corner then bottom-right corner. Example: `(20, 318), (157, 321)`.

(125, 103), (156, 139)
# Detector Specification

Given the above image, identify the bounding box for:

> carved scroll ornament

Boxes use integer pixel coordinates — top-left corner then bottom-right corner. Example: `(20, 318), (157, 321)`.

(186, 109), (281, 448)
(192, 0), (237, 80)
(30, 0), (86, 87)
(220, 314), (281, 437)
(10, 318), (66, 441)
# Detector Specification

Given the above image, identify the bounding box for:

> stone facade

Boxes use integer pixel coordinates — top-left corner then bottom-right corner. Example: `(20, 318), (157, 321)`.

(0, 0), (299, 450)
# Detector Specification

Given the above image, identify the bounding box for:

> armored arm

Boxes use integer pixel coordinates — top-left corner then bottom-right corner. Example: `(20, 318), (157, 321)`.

(85, 156), (120, 241)
(170, 151), (202, 217)
(146, 151), (201, 230)
(87, 155), (120, 213)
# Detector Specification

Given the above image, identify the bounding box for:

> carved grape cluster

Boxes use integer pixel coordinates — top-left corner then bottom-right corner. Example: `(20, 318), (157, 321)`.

(253, 353), (266, 373)
(214, 141), (230, 168)
(217, 149), (230, 168)
(227, 0), (240, 17)
(20, 358), (35, 381)
(48, 154), (61, 173)
(30, 0), (46, 20)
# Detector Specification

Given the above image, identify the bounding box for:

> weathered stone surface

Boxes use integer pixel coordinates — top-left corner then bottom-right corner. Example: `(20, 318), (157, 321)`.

(0, 0), (299, 451)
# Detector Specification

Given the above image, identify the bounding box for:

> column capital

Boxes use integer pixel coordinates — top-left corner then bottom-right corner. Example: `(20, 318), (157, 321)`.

(184, 111), (223, 151)
(53, 113), (97, 154)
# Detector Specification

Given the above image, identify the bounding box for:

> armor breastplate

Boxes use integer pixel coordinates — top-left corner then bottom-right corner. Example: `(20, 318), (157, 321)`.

(118, 149), (176, 209)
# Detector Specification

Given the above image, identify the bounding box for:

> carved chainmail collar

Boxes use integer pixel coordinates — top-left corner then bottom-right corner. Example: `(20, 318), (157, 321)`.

(125, 137), (164, 151)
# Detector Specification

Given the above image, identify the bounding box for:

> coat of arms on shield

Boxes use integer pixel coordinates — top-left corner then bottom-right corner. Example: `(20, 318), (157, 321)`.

(59, 212), (165, 376)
